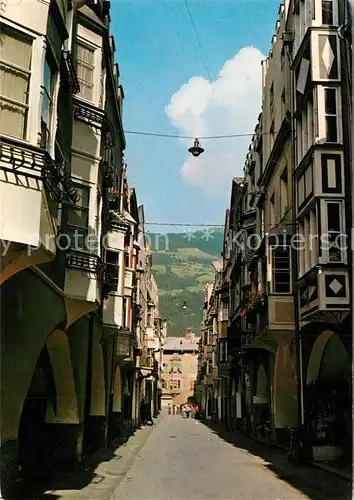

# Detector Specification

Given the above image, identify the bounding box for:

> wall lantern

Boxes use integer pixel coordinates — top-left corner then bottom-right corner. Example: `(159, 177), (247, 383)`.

(188, 138), (204, 157)
(182, 301), (188, 309)
(116, 328), (133, 360)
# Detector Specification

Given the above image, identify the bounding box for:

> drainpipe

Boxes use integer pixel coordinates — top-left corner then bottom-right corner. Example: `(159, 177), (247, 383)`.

(287, 44), (305, 430)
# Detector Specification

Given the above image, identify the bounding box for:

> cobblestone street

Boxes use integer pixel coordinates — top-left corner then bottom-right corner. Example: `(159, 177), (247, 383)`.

(33, 412), (351, 500)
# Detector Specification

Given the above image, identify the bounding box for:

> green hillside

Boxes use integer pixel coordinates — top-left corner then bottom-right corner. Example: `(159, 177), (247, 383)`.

(149, 228), (223, 336)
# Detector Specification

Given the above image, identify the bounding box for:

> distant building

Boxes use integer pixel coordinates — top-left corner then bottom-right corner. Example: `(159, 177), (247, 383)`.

(161, 329), (200, 406)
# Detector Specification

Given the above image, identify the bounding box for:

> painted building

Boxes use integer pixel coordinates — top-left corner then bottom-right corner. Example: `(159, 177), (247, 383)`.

(161, 329), (200, 406)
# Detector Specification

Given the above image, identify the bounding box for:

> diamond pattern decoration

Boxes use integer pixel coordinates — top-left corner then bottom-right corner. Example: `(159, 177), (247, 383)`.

(328, 278), (342, 295)
(321, 38), (335, 75)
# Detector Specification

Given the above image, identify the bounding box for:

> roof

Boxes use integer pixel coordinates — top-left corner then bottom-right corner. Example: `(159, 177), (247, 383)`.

(163, 336), (201, 352)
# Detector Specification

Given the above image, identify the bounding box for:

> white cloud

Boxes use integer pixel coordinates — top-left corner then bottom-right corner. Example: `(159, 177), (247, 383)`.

(165, 47), (265, 194)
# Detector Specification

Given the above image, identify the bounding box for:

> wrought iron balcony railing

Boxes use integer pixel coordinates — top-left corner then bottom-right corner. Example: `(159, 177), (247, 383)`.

(61, 51), (80, 94)
(0, 137), (78, 204)
(66, 250), (102, 274)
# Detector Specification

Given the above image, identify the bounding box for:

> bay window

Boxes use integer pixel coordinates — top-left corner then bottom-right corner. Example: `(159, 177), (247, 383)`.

(0, 25), (32, 139)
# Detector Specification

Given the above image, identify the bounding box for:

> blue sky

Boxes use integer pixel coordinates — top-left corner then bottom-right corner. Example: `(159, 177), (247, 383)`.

(111, 0), (280, 233)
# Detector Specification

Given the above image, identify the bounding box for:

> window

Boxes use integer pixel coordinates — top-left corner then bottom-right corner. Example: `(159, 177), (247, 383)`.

(322, 0), (333, 24)
(76, 40), (95, 101)
(271, 247), (291, 293)
(161, 379), (165, 389)
(281, 89), (285, 117)
(280, 167), (288, 216)
(40, 58), (56, 150)
(105, 250), (119, 291)
(0, 25), (32, 139)
(67, 185), (90, 251)
(270, 83), (274, 108)
(327, 202), (342, 262)
(324, 88), (338, 142)
(178, 380), (181, 389)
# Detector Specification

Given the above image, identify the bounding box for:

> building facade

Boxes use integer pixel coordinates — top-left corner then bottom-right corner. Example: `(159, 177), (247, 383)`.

(161, 329), (200, 406)
(197, 0), (352, 464)
(0, 0), (162, 496)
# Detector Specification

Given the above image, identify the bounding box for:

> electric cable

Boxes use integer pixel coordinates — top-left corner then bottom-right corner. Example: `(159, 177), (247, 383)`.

(123, 129), (269, 139)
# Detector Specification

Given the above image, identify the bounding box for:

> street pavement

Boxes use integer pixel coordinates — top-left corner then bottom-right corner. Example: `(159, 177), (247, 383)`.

(111, 414), (351, 500)
(30, 411), (351, 500)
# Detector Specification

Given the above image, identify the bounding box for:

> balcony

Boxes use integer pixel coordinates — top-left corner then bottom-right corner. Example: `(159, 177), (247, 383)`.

(0, 138), (73, 283)
(64, 250), (102, 327)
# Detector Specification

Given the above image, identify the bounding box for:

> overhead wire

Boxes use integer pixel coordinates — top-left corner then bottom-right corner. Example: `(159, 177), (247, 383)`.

(123, 129), (268, 139)
(182, 0), (214, 81)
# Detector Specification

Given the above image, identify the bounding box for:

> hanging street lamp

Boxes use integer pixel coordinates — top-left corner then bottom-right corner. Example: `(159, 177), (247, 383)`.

(188, 138), (204, 157)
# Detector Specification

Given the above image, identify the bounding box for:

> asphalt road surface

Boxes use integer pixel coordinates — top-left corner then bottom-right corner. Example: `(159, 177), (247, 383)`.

(111, 415), (350, 500)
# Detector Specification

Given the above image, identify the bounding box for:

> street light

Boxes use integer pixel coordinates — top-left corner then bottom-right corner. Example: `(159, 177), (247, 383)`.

(188, 138), (204, 157)
(182, 301), (188, 309)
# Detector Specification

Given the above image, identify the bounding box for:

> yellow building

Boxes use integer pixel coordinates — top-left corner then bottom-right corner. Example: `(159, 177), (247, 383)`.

(161, 329), (200, 406)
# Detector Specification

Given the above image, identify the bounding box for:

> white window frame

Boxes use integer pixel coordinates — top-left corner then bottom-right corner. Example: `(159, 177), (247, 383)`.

(0, 21), (45, 145)
(66, 184), (91, 252)
(321, 0), (338, 26)
(322, 199), (346, 264)
(322, 86), (341, 144)
(269, 245), (292, 294)
(0, 23), (32, 141)
(75, 37), (97, 104)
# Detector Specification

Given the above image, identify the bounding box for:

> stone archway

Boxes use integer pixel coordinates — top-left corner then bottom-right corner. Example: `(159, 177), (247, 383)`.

(45, 331), (79, 424)
(90, 333), (106, 417)
(254, 365), (268, 404)
(306, 331), (350, 386)
(273, 340), (298, 428)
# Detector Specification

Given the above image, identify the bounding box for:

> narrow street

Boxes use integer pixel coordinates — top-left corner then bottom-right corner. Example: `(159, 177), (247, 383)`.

(111, 415), (351, 500)
(19, 412), (352, 500)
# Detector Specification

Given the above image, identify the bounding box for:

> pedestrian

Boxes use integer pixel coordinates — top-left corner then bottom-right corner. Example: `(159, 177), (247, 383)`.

(185, 403), (190, 419)
(195, 404), (200, 419)
(145, 400), (154, 425)
(140, 398), (147, 426)
(173, 404), (176, 415)
(168, 403), (171, 415)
